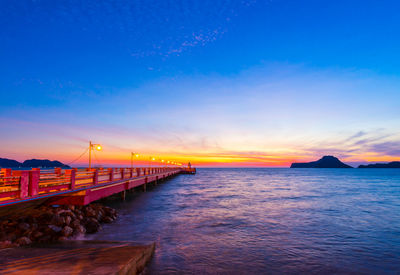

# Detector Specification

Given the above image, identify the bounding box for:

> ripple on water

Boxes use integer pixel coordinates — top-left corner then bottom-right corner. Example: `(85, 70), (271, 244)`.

(91, 168), (400, 273)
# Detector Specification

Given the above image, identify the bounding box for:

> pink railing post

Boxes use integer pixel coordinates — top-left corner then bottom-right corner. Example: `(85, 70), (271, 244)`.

(108, 168), (114, 181)
(29, 170), (39, 196)
(69, 169), (76, 189)
(20, 171), (29, 198)
(136, 168), (140, 177)
(93, 169), (98, 185)
(121, 168), (124, 180)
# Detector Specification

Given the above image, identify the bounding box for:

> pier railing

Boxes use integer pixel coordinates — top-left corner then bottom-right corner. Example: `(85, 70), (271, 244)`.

(0, 167), (191, 203)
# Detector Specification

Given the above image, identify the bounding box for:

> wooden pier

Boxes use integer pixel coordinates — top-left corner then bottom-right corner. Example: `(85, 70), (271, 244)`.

(0, 240), (155, 275)
(0, 167), (196, 208)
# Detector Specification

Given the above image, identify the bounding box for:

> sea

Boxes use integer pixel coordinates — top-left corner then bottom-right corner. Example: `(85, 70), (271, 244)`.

(89, 168), (400, 274)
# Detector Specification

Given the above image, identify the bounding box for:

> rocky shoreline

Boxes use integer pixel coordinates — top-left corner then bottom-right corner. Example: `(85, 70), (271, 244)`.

(0, 203), (117, 248)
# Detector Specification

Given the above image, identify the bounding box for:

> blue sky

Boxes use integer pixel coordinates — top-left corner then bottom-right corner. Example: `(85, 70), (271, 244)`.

(1, 0), (400, 166)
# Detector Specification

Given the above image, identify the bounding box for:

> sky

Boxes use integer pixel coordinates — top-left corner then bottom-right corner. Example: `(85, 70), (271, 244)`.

(1, 0), (400, 167)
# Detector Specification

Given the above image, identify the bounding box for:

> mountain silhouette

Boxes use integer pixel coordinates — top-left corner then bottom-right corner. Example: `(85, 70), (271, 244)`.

(290, 156), (353, 168)
(0, 158), (70, 168)
(0, 158), (22, 168)
(358, 161), (400, 168)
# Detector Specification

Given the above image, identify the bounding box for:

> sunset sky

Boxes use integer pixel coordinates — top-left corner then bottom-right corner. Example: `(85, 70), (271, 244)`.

(1, 0), (400, 167)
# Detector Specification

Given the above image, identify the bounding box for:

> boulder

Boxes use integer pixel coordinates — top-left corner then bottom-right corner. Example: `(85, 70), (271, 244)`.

(51, 214), (64, 226)
(48, 225), (62, 233)
(31, 231), (44, 240)
(18, 222), (30, 232)
(84, 218), (101, 234)
(102, 216), (114, 223)
(74, 225), (86, 235)
(15, 237), (32, 246)
(64, 216), (72, 226)
(61, 226), (73, 237)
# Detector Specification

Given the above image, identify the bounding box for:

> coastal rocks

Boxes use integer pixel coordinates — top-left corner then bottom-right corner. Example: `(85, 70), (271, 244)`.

(15, 237), (32, 246)
(61, 226), (74, 237)
(0, 203), (117, 247)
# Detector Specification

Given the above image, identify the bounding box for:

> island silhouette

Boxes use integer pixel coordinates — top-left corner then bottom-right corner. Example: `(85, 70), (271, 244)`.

(290, 156), (353, 168)
(358, 161), (400, 168)
(0, 158), (70, 168)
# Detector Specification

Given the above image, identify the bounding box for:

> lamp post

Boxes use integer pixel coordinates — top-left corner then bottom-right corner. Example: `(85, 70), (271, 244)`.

(89, 141), (102, 169)
(131, 152), (139, 169)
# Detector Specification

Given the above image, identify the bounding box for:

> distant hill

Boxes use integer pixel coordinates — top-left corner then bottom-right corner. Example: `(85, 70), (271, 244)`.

(0, 158), (22, 168)
(290, 156), (353, 168)
(358, 161), (400, 168)
(0, 158), (70, 168)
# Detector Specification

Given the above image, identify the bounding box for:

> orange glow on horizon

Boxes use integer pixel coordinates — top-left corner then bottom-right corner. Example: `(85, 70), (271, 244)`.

(5, 141), (400, 168)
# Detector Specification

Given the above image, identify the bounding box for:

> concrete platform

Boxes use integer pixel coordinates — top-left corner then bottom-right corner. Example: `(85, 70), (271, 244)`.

(0, 240), (155, 275)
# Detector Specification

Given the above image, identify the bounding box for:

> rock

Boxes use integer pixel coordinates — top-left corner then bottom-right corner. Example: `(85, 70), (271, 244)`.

(64, 216), (72, 226)
(0, 203), (117, 246)
(84, 207), (96, 218)
(38, 212), (53, 224)
(74, 225), (86, 235)
(18, 222), (30, 232)
(26, 216), (37, 224)
(32, 231), (44, 240)
(48, 225), (62, 233)
(6, 233), (17, 242)
(51, 214), (64, 226)
(71, 219), (81, 229)
(15, 237), (32, 246)
(0, 240), (13, 248)
(61, 226), (73, 237)
(84, 218), (101, 234)
(101, 216), (114, 223)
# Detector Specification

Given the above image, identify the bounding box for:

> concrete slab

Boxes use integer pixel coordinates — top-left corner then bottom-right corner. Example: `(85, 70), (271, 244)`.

(0, 240), (155, 275)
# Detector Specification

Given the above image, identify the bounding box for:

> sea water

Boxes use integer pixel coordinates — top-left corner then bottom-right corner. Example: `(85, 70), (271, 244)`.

(89, 168), (400, 274)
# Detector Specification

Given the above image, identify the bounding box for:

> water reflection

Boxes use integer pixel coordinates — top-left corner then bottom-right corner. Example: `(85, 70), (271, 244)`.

(89, 168), (400, 274)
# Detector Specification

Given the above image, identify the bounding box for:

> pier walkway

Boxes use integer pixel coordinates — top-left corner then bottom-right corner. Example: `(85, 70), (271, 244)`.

(0, 167), (196, 208)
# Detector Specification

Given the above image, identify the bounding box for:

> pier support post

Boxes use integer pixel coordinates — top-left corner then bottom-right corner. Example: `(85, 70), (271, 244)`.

(121, 190), (126, 201)
(143, 178), (147, 192)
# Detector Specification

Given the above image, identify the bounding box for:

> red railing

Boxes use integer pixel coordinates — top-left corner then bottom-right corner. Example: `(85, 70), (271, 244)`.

(0, 167), (185, 203)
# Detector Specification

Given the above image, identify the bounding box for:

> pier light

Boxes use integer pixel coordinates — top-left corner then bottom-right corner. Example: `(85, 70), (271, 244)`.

(161, 160), (164, 162)
(152, 157), (156, 161)
(89, 141), (102, 169)
(131, 152), (140, 169)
